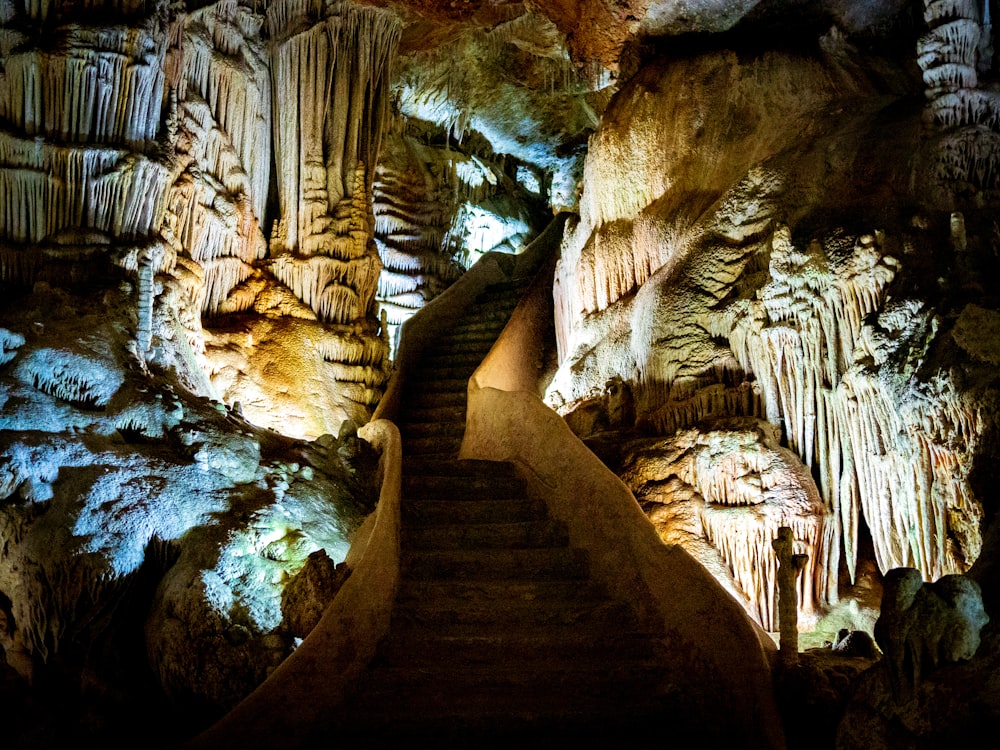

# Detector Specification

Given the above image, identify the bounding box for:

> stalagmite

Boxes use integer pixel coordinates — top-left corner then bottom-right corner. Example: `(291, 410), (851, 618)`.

(137, 247), (155, 357)
(773, 526), (808, 665)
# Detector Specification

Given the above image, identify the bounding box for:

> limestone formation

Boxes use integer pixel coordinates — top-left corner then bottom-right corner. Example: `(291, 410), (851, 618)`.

(1, 0), (1000, 746)
(1, 0), (396, 735)
(373, 121), (540, 349)
(547, 31), (1000, 635)
(874, 567), (989, 702)
(773, 526), (808, 665)
(620, 419), (830, 631)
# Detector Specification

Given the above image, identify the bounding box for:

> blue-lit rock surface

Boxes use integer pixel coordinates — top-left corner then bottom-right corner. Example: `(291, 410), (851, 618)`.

(0, 284), (375, 730)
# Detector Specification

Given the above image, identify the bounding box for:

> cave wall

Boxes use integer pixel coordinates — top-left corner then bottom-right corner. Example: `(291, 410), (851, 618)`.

(2, 0), (999, 742)
(548, 11), (1000, 631)
(0, 0), (404, 733)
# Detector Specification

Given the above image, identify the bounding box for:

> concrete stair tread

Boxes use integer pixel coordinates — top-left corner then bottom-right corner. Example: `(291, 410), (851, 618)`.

(403, 458), (518, 476)
(345, 665), (672, 717)
(424, 337), (499, 353)
(359, 661), (665, 686)
(402, 547), (589, 580)
(404, 519), (568, 549)
(403, 436), (463, 454)
(420, 351), (490, 366)
(373, 627), (661, 665)
(396, 578), (608, 601)
(390, 597), (632, 627)
(399, 420), (465, 439)
(403, 498), (547, 525)
(402, 390), (467, 408)
(403, 474), (526, 498)
(401, 405), (466, 423)
(409, 377), (469, 393)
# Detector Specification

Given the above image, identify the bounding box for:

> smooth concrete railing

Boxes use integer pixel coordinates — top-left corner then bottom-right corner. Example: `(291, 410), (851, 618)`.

(185, 419), (403, 749)
(461, 268), (786, 749)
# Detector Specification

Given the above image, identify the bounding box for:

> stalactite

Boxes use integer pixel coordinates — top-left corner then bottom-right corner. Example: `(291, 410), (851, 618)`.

(268, 0), (401, 254)
(0, 134), (170, 245)
(15, 0), (153, 24)
(726, 222), (983, 585)
(621, 422), (831, 631)
(919, 0), (1000, 196)
(1, 24), (164, 149)
(160, 87), (266, 317)
(174, 0), (271, 223)
(269, 253), (381, 325)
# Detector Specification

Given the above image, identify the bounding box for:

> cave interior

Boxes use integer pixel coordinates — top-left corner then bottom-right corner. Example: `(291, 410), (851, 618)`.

(1, 0), (1000, 747)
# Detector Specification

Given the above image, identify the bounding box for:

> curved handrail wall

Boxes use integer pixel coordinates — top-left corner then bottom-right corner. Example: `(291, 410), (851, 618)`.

(462, 266), (786, 749)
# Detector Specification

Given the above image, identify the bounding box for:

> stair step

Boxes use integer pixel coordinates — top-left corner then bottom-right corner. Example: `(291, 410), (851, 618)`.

(331, 716), (672, 748)
(405, 519), (568, 550)
(403, 471), (525, 498)
(374, 626), (660, 666)
(400, 420), (465, 440)
(408, 369), (477, 385)
(346, 664), (671, 719)
(400, 405), (466, 424)
(402, 547), (589, 580)
(421, 351), (488, 368)
(449, 321), (509, 336)
(403, 390), (467, 409)
(474, 284), (530, 304)
(427, 337), (500, 353)
(358, 661), (665, 692)
(404, 459), (518, 477)
(421, 346), (494, 361)
(403, 498), (548, 525)
(403, 435), (463, 456)
(396, 578), (605, 603)
(455, 307), (514, 324)
(412, 377), (468, 394)
(392, 596), (630, 628)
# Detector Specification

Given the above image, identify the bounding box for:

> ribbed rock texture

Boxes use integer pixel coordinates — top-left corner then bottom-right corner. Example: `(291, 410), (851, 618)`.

(0, 0), (397, 739)
(547, 25), (1000, 633)
(373, 121), (539, 349)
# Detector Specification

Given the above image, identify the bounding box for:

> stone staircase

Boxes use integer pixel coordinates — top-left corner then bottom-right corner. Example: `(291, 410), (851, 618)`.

(333, 280), (672, 745)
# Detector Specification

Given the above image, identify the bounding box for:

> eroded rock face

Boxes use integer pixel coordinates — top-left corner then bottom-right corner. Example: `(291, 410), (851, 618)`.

(874, 567), (989, 702)
(620, 418), (831, 630)
(838, 625), (1000, 750)
(546, 25), (1000, 631)
(0, 285), (377, 725)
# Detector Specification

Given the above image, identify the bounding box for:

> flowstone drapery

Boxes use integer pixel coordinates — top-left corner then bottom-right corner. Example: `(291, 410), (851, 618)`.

(373, 121), (538, 349)
(0, 0), (400, 724)
(546, 34), (999, 631)
(620, 419), (831, 631)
